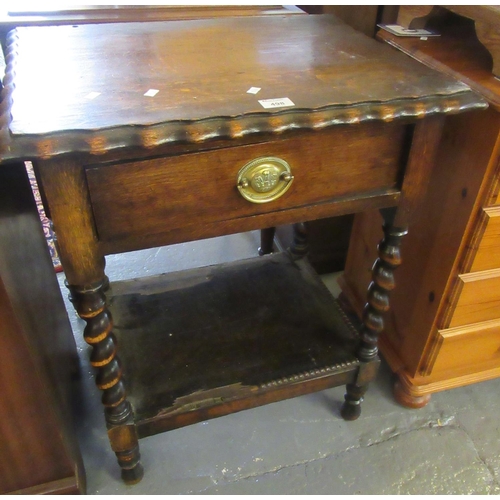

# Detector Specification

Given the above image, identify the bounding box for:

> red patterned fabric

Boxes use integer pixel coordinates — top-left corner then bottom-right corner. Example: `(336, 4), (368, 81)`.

(25, 161), (63, 273)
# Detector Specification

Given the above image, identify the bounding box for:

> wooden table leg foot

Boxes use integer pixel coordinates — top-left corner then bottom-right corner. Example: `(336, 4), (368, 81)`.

(393, 378), (431, 409)
(121, 461), (144, 485)
(340, 383), (366, 420)
(340, 402), (361, 421)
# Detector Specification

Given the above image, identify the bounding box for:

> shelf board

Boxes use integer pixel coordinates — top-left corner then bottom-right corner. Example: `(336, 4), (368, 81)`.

(108, 252), (368, 438)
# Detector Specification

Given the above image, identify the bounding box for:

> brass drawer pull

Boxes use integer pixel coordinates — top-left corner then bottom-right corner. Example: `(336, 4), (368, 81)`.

(237, 157), (294, 204)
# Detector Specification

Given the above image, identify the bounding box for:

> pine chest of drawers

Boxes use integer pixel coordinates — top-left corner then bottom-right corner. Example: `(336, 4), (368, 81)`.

(340, 6), (500, 407)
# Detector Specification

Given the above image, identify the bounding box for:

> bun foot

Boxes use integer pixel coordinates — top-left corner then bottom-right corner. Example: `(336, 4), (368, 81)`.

(121, 463), (144, 485)
(393, 379), (431, 409)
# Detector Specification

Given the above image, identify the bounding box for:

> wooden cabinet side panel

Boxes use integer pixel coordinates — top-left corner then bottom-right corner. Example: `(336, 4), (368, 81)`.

(341, 110), (499, 376)
(320, 5), (379, 37)
(0, 279), (76, 493)
(395, 6), (436, 28)
(0, 163), (85, 493)
(396, 109), (500, 375)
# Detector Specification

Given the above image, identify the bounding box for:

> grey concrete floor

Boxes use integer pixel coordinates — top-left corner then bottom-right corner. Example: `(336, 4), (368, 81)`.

(60, 231), (500, 495)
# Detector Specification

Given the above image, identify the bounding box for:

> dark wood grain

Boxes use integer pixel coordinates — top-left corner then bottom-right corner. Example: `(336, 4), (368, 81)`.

(0, 5), (302, 27)
(395, 6), (500, 77)
(259, 227), (276, 255)
(108, 252), (365, 437)
(99, 190), (402, 257)
(393, 115), (445, 229)
(0, 15), (485, 160)
(340, 116), (443, 417)
(36, 157), (143, 483)
(0, 162), (85, 494)
(447, 6), (500, 77)
(320, 5), (379, 37)
(86, 123), (407, 245)
(377, 13), (500, 110)
(2, 13), (488, 482)
(274, 215), (355, 274)
(36, 157), (104, 285)
(67, 280), (143, 484)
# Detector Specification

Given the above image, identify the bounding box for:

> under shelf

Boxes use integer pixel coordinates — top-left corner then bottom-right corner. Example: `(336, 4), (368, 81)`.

(108, 252), (368, 438)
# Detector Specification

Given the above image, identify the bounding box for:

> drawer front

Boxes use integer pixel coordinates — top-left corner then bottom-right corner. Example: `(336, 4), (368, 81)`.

(449, 269), (500, 328)
(469, 206), (500, 272)
(86, 123), (406, 243)
(432, 319), (500, 376)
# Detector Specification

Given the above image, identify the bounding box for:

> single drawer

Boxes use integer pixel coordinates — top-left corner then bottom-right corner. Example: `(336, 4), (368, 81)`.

(448, 269), (500, 328)
(432, 318), (500, 376)
(469, 206), (500, 272)
(86, 123), (406, 243)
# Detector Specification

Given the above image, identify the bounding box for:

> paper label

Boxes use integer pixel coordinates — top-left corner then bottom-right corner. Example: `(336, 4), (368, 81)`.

(144, 89), (159, 97)
(378, 24), (440, 37)
(247, 87), (261, 94)
(258, 97), (295, 109)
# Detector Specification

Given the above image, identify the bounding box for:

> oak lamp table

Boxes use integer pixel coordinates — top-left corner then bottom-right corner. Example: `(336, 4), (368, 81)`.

(0, 15), (486, 484)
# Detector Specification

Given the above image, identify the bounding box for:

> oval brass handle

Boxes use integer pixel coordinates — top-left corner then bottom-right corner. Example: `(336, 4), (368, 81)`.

(236, 157), (294, 204)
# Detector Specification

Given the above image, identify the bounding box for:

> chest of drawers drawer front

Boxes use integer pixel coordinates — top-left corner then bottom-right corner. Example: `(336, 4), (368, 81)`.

(448, 269), (500, 328)
(86, 123), (406, 243)
(433, 319), (500, 377)
(469, 206), (500, 272)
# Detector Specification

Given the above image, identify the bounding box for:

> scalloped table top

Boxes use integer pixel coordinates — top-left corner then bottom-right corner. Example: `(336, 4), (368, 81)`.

(0, 14), (487, 159)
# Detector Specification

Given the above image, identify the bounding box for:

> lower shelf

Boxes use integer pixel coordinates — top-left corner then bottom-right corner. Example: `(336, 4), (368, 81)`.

(108, 252), (371, 438)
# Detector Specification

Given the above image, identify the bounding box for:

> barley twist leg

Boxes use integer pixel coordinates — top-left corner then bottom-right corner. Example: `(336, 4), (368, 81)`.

(69, 281), (143, 484)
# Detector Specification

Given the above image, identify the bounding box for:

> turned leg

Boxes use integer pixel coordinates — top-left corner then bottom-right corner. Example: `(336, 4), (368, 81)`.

(339, 117), (445, 420)
(289, 222), (308, 259)
(260, 223), (308, 258)
(341, 209), (407, 420)
(36, 158), (144, 483)
(69, 280), (143, 484)
(259, 227), (276, 255)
